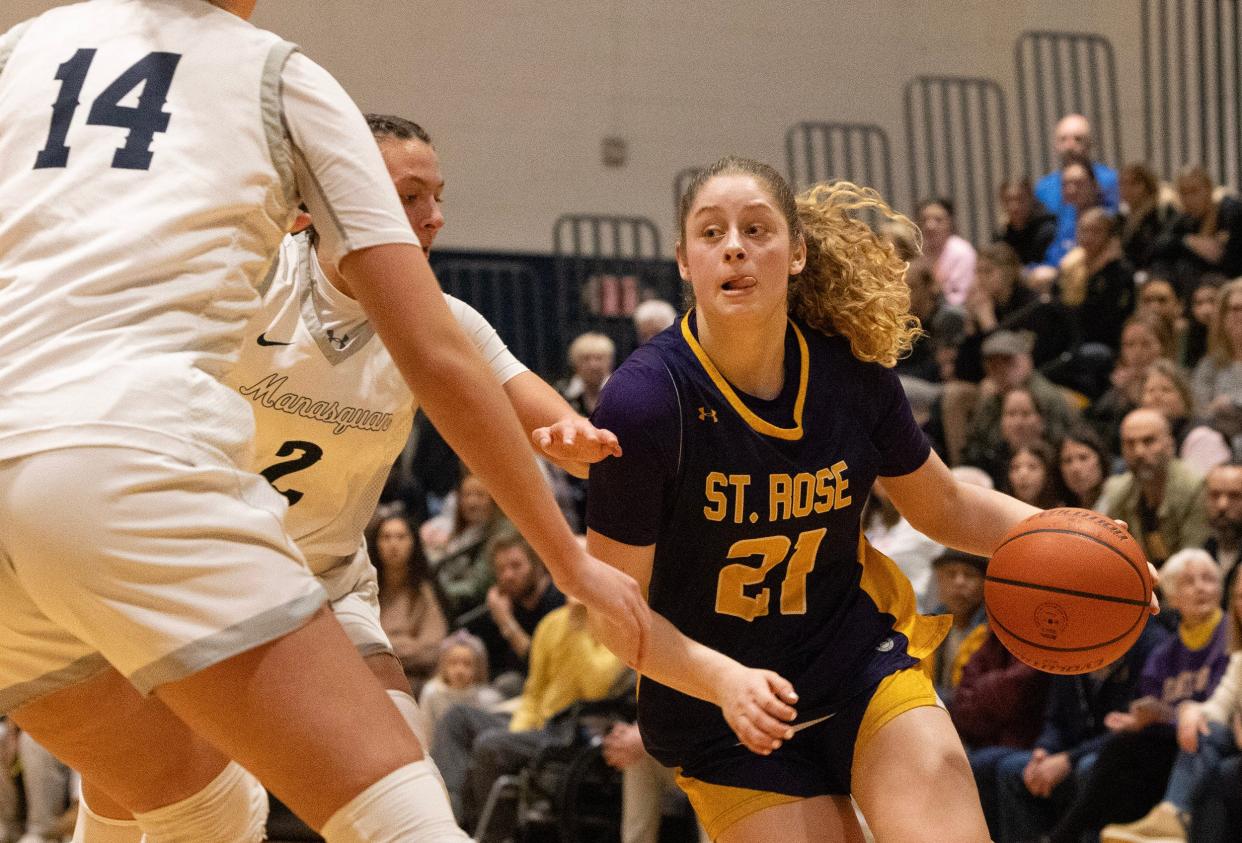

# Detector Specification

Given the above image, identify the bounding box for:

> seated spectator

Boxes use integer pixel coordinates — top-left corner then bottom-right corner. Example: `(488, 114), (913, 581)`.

(1099, 408), (1209, 567)
(15, 730), (75, 843)
(1192, 278), (1242, 419)
(558, 331), (615, 416)
(863, 481), (944, 612)
(1007, 440), (1062, 509)
(895, 256), (947, 387)
(1045, 153), (1104, 267)
(1088, 312), (1175, 452)
(963, 383), (1056, 489)
(422, 471), (511, 621)
(601, 721), (710, 843)
(1141, 359), (1230, 475)
(1120, 161), (1178, 272)
(1100, 571), (1242, 842)
(431, 599), (626, 830)
(371, 512), (447, 694)
(1048, 549), (1230, 842)
(994, 620), (1169, 842)
(418, 631), (502, 749)
(1056, 208), (1136, 355)
(995, 176), (1057, 267)
(459, 530), (565, 690)
(924, 549), (988, 705)
(632, 299), (677, 345)
(1138, 277), (1184, 339)
(1035, 113), (1121, 224)
(955, 242), (1073, 382)
(1057, 425), (1111, 510)
(1204, 462), (1242, 607)
(1152, 166), (1242, 294)
(1182, 276), (1222, 370)
(917, 197), (977, 306)
(951, 630), (1052, 840)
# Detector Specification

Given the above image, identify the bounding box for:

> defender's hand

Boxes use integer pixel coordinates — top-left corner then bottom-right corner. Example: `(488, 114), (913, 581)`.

(533, 416), (622, 466)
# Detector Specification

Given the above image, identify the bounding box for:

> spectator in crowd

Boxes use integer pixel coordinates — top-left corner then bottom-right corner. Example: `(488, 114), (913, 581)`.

(1007, 440), (1062, 509)
(896, 256), (947, 387)
(1100, 571), (1242, 843)
(863, 481), (944, 612)
(951, 629), (1052, 841)
(1182, 277), (1221, 370)
(1048, 549), (1229, 842)
(1192, 278), (1242, 417)
(459, 530), (565, 690)
(955, 242), (1072, 383)
(14, 731), (75, 843)
(632, 299), (678, 345)
(418, 631), (502, 749)
(1035, 113), (1121, 222)
(559, 331), (615, 416)
(431, 599), (626, 830)
(1138, 277), (1184, 337)
(1045, 153), (1105, 267)
(1088, 312), (1176, 452)
(371, 512), (448, 694)
(995, 177), (1057, 267)
(1099, 408), (1209, 567)
(924, 550), (988, 705)
(1056, 425), (1111, 510)
(917, 197), (977, 306)
(1056, 207), (1135, 354)
(0, 720), (14, 843)
(963, 383), (1063, 490)
(601, 720), (710, 843)
(1140, 359), (1230, 474)
(422, 471), (511, 621)
(1204, 462), (1242, 606)
(1119, 161), (1177, 272)
(994, 620), (1168, 843)
(1153, 166), (1242, 293)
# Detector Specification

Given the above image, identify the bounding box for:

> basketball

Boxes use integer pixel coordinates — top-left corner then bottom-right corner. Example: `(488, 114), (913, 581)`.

(984, 508), (1153, 675)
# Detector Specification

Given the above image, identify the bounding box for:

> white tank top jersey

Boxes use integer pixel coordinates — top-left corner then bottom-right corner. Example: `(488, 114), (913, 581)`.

(0, 0), (417, 467)
(228, 233), (527, 571)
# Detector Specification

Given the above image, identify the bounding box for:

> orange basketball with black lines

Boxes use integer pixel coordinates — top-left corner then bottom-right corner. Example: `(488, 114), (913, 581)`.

(984, 508), (1153, 675)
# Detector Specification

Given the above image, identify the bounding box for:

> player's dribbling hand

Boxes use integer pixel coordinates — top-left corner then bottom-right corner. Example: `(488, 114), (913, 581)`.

(566, 553), (650, 668)
(533, 416), (622, 474)
(717, 664), (798, 756)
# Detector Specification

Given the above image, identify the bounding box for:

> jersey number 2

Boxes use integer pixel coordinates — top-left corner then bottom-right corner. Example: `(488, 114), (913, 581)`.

(715, 528), (826, 622)
(34, 49), (181, 171)
(260, 440), (324, 507)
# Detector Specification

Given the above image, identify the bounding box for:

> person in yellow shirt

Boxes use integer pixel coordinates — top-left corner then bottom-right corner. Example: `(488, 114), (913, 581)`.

(431, 599), (626, 832)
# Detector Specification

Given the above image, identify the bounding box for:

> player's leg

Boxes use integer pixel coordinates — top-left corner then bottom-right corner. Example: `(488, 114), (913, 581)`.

(714, 796), (864, 843)
(849, 671), (989, 842)
(677, 770), (863, 843)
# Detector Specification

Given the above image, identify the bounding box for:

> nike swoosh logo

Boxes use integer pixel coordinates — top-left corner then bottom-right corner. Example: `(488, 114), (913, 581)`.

(257, 332), (293, 347)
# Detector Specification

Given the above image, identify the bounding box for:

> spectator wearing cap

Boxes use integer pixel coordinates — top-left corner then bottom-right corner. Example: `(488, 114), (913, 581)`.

(954, 330), (1077, 469)
(1098, 408), (1209, 568)
(923, 549), (988, 705)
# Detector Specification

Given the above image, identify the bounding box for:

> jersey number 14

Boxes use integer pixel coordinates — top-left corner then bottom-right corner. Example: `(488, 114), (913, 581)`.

(34, 49), (181, 171)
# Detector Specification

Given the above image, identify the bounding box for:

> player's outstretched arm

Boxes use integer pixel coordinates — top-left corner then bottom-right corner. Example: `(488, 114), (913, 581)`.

(505, 372), (621, 478)
(878, 449), (1040, 556)
(340, 242), (649, 656)
(586, 529), (798, 756)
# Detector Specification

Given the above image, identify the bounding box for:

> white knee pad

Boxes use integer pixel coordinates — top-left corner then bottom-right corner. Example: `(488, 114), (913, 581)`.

(320, 760), (468, 843)
(72, 793), (142, 843)
(387, 688), (430, 750)
(133, 761), (267, 843)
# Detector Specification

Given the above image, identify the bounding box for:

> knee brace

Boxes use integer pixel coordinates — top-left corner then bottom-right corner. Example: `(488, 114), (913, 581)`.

(72, 793), (142, 843)
(320, 760), (468, 843)
(133, 761), (267, 843)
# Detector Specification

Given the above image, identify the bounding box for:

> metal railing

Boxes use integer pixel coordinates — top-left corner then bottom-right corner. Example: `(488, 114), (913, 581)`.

(903, 75), (1012, 244)
(1015, 30), (1122, 173)
(784, 121), (894, 200)
(1142, 0), (1242, 185)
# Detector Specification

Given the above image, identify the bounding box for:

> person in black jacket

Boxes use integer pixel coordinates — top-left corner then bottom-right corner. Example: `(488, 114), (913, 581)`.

(996, 177), (1058, 267)
(1119, 162), (1177, 273)
(1152, 166), (1242, 297)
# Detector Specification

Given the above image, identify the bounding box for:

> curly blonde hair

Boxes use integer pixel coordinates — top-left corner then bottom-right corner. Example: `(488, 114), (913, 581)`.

(677, 157), (921, 367)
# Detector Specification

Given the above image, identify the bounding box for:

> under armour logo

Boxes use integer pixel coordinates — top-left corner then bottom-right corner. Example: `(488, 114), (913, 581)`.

(698, 406), (717, 423)
(326, 329), (351, 350)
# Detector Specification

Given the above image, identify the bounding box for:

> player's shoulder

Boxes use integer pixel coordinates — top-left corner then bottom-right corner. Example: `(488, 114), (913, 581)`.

(597, 336), (681, 422)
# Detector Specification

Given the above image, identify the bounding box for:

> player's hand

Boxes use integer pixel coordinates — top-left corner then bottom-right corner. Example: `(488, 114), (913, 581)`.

(601, 722), (647, 770)
(717, 663), (798, 756)
(532, 416), (622, 467)
(1177, 703), (1209, 753)
(1112, 519), (1160, 614)
(563, 553), (650, 668)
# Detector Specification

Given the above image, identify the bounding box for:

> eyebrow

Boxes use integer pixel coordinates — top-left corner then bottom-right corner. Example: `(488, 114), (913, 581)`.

(691, 200), (778, 219)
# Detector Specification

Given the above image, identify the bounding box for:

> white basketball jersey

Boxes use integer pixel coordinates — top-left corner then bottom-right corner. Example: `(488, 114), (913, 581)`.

(227, 234), (527, 571)
(0, 0), (415, 466)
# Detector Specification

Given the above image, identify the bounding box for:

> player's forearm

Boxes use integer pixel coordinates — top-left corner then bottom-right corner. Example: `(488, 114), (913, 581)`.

(921, 484), (1041, 556)
(503, 372), (589, 477)
(341, 243), (581, 576)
